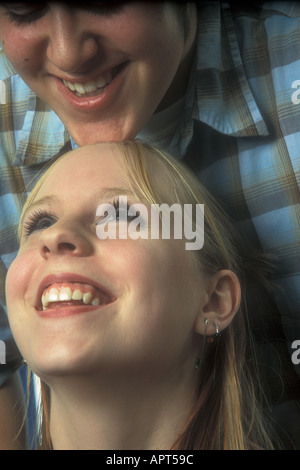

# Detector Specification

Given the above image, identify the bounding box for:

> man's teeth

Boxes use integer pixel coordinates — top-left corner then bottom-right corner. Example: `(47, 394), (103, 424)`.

(63, 74), (111, 96)
(42, 287), (100, 310)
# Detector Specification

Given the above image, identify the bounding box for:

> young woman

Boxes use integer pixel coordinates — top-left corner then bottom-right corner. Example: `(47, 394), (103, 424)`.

(0, 2), (196, 145)
(5, 141), (274, 450)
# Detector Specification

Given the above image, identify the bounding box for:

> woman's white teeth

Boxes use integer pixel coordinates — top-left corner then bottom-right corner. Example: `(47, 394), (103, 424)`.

(72, 289), (83, 301)
(83, 292), (92, 304)
(41, 287), (100, 310)
(63, 74), (111, 96)
(74, 83), (85, 94)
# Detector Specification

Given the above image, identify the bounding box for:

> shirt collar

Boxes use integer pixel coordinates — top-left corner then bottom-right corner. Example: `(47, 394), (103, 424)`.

(191, 1), (269, 137)
(166, 2), (270, 159)
(0, 42), (16, 80)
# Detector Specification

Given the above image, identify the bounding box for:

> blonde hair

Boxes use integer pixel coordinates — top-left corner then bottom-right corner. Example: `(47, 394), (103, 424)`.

(18, 141), (275, 450)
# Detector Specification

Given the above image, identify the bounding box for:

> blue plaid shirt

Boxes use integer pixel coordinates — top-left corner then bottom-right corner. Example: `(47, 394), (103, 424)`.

(0, 1), (299, 447)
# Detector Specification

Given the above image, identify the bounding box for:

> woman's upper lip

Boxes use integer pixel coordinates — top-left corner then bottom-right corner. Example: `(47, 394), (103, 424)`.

(52, 61), (129, 84)
(36, 272), (115, 309)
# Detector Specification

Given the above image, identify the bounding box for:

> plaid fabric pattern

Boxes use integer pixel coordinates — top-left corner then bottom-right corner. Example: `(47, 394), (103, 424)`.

(0, 1), (299, 446)
(186, 1), (300, 371)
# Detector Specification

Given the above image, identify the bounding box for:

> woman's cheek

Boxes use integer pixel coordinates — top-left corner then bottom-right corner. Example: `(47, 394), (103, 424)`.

(6, 252), (34, 312)
(0, 27), (39, 76)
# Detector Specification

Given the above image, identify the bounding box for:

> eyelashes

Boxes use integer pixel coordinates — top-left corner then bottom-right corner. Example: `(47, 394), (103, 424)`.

(21, 208), (57, 238)
(98, 197), (137, 225)
(3, 3), (125, 26)
(2, 4), (49, 26)
(21, 197), (138, 239)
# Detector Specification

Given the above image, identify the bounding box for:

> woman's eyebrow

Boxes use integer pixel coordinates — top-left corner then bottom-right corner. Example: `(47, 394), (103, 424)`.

(22, 188), (137, 215)
(22, 195), (59, 220)
(22, 187), (141, 219)
(96, 187), (137, 199)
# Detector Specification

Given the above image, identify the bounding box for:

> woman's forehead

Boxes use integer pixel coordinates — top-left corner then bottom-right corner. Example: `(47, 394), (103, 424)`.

(50, 143), (127, 177)
(33, 144), (133, 200)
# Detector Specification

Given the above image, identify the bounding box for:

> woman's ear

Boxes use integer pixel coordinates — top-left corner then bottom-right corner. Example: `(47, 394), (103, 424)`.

(194, 270), (241, 336)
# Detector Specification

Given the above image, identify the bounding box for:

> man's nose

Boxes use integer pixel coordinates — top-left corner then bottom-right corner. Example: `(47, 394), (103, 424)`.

(46, 6), (100, 75)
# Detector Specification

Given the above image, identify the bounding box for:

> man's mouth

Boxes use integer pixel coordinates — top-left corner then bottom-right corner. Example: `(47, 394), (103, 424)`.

(40, 282), (114, 311)
(62, 63), (127, 98)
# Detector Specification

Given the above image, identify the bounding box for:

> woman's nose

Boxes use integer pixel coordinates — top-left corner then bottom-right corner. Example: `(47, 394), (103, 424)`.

(46, 6), (100, 74)
(39, 219), (93, 259)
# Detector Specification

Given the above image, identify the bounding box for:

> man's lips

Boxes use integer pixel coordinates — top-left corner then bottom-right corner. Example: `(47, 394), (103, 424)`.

(36, 273), (116, 312)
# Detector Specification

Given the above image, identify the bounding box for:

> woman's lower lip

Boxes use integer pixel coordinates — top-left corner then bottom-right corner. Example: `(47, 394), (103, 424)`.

(53, 63), (129, 112)
(37, 303), (108, 318)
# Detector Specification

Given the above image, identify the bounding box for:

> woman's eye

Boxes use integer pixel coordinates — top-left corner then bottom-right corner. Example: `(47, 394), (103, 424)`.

(97, 207), (132, 226)
(22, 211), (57, 237)
(1, 2), (124, 25)
(116, 207), (135, 221)
(2, 3), (49, 25)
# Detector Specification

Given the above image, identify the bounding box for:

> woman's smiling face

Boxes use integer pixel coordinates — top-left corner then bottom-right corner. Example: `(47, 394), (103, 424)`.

(5, 143), (207, 382)
(0, 3), (197, 145)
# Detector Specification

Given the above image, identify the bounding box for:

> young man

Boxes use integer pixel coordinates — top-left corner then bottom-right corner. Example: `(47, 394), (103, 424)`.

(0, 2), (299, 449)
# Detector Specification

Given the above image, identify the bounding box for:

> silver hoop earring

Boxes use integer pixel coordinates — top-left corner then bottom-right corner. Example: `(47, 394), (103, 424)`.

(206, 322), (221, 343)
(195, 320), (221, 369)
